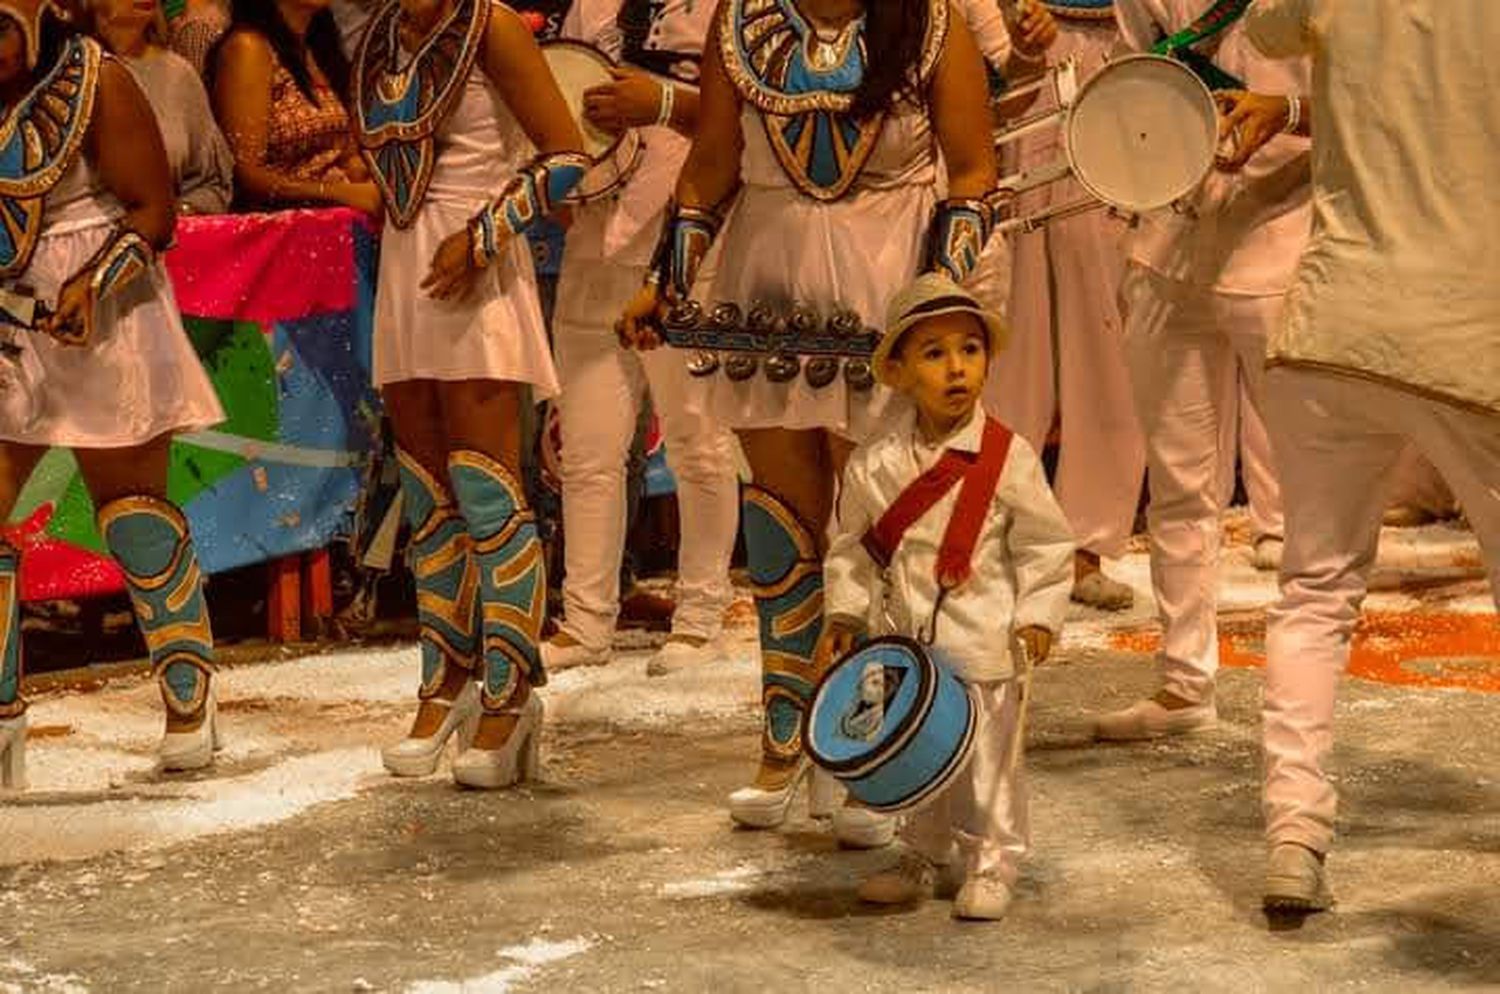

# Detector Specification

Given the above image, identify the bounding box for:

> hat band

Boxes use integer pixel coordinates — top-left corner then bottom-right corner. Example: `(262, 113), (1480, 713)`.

(899, 294), (983, 322)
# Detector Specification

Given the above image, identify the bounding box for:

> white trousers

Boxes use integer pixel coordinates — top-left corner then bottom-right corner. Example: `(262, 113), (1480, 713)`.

(1123, 266), (1286, 703)
(902, 680), (1028, 884)
(551, 255), (740, 652)
(1219, 371), (1284, 542)
(1261, 368), (1500, 853)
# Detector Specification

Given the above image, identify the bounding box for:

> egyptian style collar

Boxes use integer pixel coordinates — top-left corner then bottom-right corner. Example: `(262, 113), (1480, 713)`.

(0, 35), (102, 279)
(1041, 0), (1115, 20)
(718, 0), (947, 201)
(353, 0), (490, 228)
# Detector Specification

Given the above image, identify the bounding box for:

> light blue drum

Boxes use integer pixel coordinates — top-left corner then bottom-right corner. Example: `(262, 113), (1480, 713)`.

(804, 636), (978, 813)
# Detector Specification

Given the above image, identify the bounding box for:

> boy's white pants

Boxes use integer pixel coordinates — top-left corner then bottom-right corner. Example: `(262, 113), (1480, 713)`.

(551, 256), (740, 652)
(901, 679), (1028, 883)
(1261, 367), (1500, 853)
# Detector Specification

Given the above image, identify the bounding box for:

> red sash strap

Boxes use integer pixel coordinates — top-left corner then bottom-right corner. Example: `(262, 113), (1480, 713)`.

(861, 418), (1014, 588)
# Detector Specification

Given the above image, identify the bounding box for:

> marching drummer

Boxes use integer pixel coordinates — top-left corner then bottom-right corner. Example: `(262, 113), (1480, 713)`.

(1092, 0), (1312, 741)
(818, 274), (1075, 921)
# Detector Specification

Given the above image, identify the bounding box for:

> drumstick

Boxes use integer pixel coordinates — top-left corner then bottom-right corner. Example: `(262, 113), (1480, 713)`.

(1004, 636), (1035, 781)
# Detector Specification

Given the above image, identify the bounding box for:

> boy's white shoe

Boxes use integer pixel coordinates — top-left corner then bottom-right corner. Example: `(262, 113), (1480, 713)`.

(857, 852), (939, 906)
(1092, 696), (1217, 741)
(953, 873), (1013, 921)
(1071, 570), (1134, 611)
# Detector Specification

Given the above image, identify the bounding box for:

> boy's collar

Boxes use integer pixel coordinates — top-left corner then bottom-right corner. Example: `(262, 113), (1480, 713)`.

(909, 404), (985, 453)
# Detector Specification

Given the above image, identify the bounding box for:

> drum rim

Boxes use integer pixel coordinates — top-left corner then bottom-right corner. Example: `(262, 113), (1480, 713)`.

(804, 634), (939, 775)
(1065, 51), (1217, 213)
(540, 38), (631, 166)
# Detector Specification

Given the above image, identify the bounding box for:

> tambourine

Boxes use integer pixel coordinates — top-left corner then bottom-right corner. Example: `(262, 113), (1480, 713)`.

(541, 40), (645, 204)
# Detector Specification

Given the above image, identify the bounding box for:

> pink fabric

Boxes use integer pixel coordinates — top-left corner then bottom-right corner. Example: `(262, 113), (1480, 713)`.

(1218, 371), (1284, 541)
(167, 208), (369, 323)
(1261, 368), (1500, 852)
(985, 18), (1144, 559)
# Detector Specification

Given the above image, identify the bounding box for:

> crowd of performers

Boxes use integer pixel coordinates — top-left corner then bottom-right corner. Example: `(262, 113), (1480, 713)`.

(0, 0), (1496, 925)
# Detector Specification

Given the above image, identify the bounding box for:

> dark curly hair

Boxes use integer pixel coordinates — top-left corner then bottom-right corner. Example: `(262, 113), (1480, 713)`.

(850, 0), (933, 120)
(208, 0), (351, 104)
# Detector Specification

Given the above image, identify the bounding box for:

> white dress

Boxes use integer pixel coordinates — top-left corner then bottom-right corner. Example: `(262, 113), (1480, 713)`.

(371, 64), (558, 397)
(689, 106), (938, 440)
(0, 158), (224, 447)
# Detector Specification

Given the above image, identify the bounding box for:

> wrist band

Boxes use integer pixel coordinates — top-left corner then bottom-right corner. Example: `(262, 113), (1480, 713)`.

(656, 82), (675, 127)
(1282, 95), (1301, 134)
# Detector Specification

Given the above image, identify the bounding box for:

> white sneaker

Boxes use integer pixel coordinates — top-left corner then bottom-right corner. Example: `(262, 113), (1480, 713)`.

(1252, 536), (1284, 572)
(645, 635), (721, 677)
(1263, 842), (1333, 912)
(541, 635), (609, 673)
(858, 851), (939, 906)
(1092, 697), (1217, 741)
(1071, 570), (1134, 611)
(953, 874), (1014, 920)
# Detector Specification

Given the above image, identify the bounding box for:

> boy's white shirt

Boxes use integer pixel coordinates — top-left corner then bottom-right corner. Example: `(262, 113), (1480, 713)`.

(825, 405), (1076, 683)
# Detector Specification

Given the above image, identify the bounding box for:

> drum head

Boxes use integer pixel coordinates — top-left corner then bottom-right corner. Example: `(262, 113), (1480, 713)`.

(808, 638), (933, 770)
(541, 40), (623, 161)
(1066, 54), (1217, 213)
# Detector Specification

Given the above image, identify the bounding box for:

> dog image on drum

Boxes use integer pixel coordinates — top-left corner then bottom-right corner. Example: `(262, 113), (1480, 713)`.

(811, 272), (1075, 921)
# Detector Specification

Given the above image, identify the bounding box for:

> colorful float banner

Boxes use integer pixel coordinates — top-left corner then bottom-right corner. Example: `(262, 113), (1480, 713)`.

(6, 208), (381, 602)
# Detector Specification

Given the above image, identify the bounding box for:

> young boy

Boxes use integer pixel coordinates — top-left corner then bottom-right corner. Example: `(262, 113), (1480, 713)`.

(818, 272), (1075, 921)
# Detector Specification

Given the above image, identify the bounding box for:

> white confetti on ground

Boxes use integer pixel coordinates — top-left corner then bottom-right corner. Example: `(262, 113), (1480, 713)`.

(657, 864), (762, 899)
(0, 957), (89, 994)
(406, 937), (594, 994)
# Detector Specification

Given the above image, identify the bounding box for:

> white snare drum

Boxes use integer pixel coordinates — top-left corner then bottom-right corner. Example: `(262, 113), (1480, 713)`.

(993, 54), (1217, 233)
(542, 40), (644, 204)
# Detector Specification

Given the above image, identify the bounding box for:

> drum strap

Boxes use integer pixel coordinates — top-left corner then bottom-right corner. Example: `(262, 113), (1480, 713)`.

(1150, 0), (1249, 91)
(861, 418), (1013, 592)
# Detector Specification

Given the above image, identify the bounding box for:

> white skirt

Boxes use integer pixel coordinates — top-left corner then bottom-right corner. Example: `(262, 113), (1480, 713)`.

(682, 181), (933, 442)
(372, 199), (559, 399)
(0, 217), (224, 448)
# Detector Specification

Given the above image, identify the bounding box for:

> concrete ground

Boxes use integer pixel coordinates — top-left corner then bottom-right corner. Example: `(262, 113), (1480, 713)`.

(2, 516), (1498, 993)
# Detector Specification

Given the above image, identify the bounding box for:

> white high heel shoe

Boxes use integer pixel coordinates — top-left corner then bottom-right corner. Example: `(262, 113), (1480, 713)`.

(451, 693), (543, 790)
(808, 769), (896, 848)
(382, 681), (481, 777)
(159, 685), (219, 772)
(728, 756), (842, 828)
(1, 712), (26, 791)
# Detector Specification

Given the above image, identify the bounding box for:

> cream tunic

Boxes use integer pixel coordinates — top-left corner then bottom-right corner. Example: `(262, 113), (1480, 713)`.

(1247, 0), (1500, 415)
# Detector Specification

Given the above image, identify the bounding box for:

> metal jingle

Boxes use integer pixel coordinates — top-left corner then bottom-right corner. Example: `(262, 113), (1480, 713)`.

(765, 352), (801, 383)
(724, 354), (759, 381)
(665, 299), (704, 332)
(686, 350), (720, 377)
(843, 358), (875, 391)
(827, 309), (863, 338)
(804, 356), (839, 388)
(787, 305), (819, 336)
(708, 301), (743, 331)
(746, 302), (776, 333)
